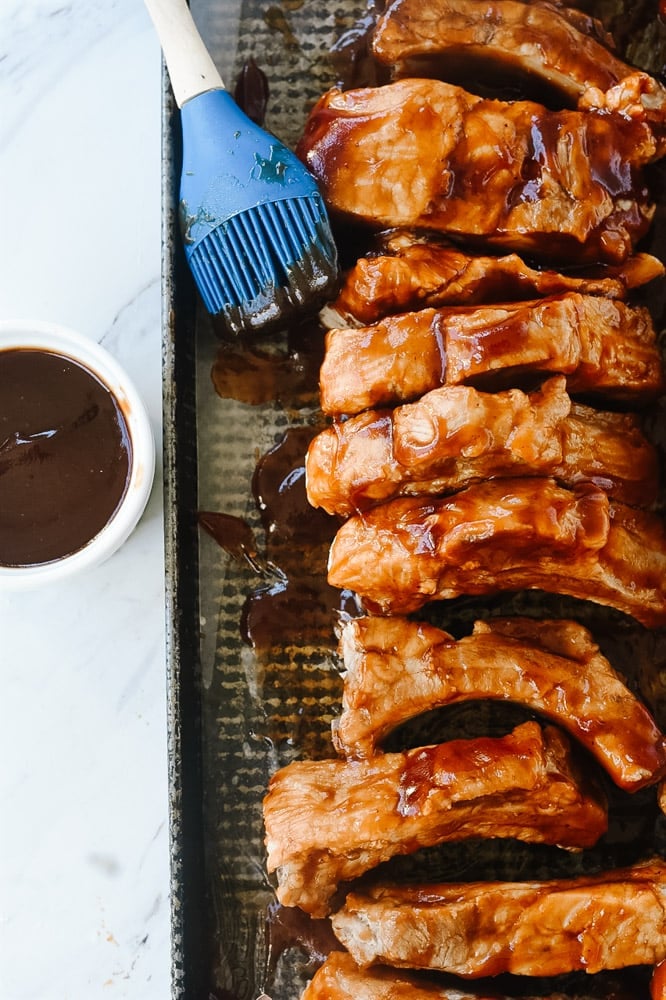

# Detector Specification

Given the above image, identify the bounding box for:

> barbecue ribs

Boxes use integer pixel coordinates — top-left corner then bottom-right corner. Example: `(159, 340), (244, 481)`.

(327, 236), (664, 326)
(319, 295), (663, 415)
(333, 614), (666, 791)
(306, 376), (658, 515)
(372, 0), (666, 130)
(331, 858), (666, 977)
(326, 477), (666, 625)
(297, 77), (659, 263)
(263, 722), (606, 917)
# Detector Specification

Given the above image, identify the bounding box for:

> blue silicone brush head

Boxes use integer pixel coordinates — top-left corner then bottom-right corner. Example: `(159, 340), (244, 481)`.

(145, 0), (339, 336)
(179, 90), (339, 334)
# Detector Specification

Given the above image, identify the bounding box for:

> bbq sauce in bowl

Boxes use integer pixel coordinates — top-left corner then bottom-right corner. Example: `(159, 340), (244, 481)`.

(0, 320), (154, 587)
(0, 348), (132, 566)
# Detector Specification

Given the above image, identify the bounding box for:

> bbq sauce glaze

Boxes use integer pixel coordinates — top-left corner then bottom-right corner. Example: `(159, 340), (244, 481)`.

(0, 348), (131, 566)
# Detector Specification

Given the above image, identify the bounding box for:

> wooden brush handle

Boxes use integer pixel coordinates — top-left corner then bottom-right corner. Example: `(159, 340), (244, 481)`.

(144, 0), (225, 107)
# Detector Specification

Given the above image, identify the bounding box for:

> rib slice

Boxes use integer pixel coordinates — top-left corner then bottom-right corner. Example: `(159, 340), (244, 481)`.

(319, 295), (663, 416)
(297, 77), (658, 263)
(263, 722), (607, 917)
(331, 858), (666, 977)
(372, 0), (666, 121)
(306, 376), (658, 516)
(333, 614), (666, 791)
(327, 237), (665, 326)
(326, 477), (666, 626)
(302, 953), (454, 1000)
(302, 951), (620, 1000)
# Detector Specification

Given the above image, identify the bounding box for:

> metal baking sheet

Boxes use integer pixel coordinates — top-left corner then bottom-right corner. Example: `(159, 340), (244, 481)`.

(162, 3), (666, 998)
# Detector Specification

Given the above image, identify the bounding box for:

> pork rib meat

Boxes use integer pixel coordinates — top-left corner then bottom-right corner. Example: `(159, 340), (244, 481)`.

(333, 614), (666, 791)
(326, 477), (666, 625)
(327, 235), (664, 326)
(331, 858), (666, 977)
(306, 376), (658, 515)
(319, 294), (663, 416)
(263, 721), (606, 917)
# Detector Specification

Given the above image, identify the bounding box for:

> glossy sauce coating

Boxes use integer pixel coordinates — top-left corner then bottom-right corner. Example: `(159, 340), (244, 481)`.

(319, 294), (663, 416)
(332, 859), (666, 977)
(0, 348), (131, 566)
(298, 78), (657, 263)
(327, 477), (666, 625)
(263, 721), (606, 916)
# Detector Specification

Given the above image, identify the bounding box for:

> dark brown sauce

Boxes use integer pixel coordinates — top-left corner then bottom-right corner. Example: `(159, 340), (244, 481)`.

(265, 899), (341, 980)
(0, 348), (131, 566)
(198, 509), (270, 574)
(252, 425), (333, 547)
(245, 426), (357, 649)
(330, 0), (390, 90)
(210, 319), (325, 409)
(200, 425), (360, 652)
(233, 57), (269, 126)
(263, 5), (299, 48)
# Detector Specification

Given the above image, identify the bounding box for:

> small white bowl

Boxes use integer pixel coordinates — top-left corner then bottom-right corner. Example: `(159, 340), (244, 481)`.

(0, 319), (155, 589)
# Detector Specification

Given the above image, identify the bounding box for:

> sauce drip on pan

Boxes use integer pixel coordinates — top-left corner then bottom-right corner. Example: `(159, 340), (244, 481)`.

(233, 56), (269, 126)
(247, 426), (359, 650)
(330, 0), (391, 89)
(210, 318), (324, 408)
(200, 426), (360, 652)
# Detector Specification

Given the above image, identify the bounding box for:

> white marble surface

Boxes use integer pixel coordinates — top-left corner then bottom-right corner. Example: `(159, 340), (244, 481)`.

(0, 1), (170, 996)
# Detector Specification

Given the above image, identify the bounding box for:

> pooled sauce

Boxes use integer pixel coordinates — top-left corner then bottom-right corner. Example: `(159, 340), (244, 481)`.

(252, 425), (333, 548)
(210, 318), (325, 408)
(245, 426), (351, 650)
(265, 900), (341, 981)
(199, 426), (360, 651)
(0, 348), (131, 566)
(198, 509), (264, 569)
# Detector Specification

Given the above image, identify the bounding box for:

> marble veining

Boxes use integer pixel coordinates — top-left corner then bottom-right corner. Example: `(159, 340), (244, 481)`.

(0, 1), (170, 997)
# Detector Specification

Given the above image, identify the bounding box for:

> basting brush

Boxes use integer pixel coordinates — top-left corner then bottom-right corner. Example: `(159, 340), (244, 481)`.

(144, 0), (339, 334)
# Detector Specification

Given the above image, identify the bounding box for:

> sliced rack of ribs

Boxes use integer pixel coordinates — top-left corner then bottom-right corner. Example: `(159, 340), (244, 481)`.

(331, 858), (666, 977)
(333, 614), (666, 791)
(326, 477), (666, 625)
(297, 77), (661, 264)
(306, 376), (659, 516)
(319, 295), (663, 416)
(263, 721), (607, 917)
